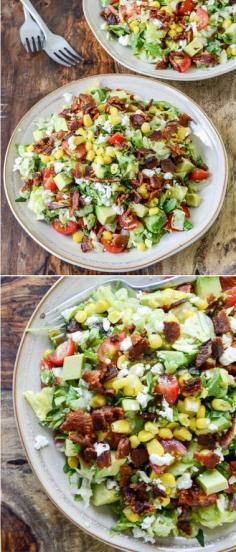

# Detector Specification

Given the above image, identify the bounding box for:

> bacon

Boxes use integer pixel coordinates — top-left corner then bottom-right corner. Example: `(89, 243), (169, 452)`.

(149, 174), (162, 190)
(116, 437), (130, 459)
(119, 464), (133, 487)
(220, 412), (236, 449)
(195, 339), (212, 367)
(163, 321), (180, 343)
(177, 520), (192, 536)
(61, 410), (93, 434)
(193, 52), (217, 67)
(67, 120), (80, 132)
(81, 235), (93, 253)
(161, 158), (176, 173)
(130, 113), (146, 128)
(164, 298), (187, 312)
(229, 496), (236, 511)
(194, 451), (221, 470)
(69, 190), (79, 217)
(123, 482), (153, 514)
(181, 377), (202, 396)
(108, 432), (123, 449)
(229, 461), (236, 475)
(79, 93), (96, 113)
(69, 433), (92, 448)
(152, 485), (167, 498)
(155, 57), (168, 70)
(149, 129), (163, 141)
(81, 445), (96, 464)
(91, 406), (124, 432)
(96, 450), (111, 468)
(128, 335), (149, 361)
(227, 363), (236, 375)
(67, 318), (81, 333)
(83, 370), (103, 391)
(213, 309), (231, 335)
(178, 113), (192, 127)
(143, 155), (158, 169)
(160, 439), (187, 456)
(178, 484), (217, 507)
(212, 336), (224, 359)
(112, 234), (129, 250)
(33, 136), (54, 154)
(197, 434), (216, 450)
(130, 447), (149, 468)
(106, 96), (127, 111)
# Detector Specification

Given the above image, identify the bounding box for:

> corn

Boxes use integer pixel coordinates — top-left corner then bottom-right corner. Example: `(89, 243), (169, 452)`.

(108, 310), (121, 324)
(173, 428), (192, 441)
(110, 107), (119, 116)
(83, 114), (93, 127)
(96, 155), (104, 165)
(109, 114), (121, 126)
(149, 207), (159, 216)
(178, 373), (190, 387)
(211, 399), (231, 411)
(138, 430), (155, 443)
(150, 470), (158, 480)
(123, 375), (143, 396)
(87, 130), (94, 141)
(43, 349), (53, 359)
(149, 198), (159, 207)
(146, 438), (164, 457)
(76, 127), (87, 137)
(74, 136), (86, 145)
(103, 378), (115, 390)
(141, 122), (151, 134)
(85, 141), (93, 152)
(90, 394), (106, 408)
(117, 355), (127, 369)
(196, 418), (210, 429)
(85, 303), (96, 315)
(228, 46), (236, 56)
(150, 1), (160, 7)
(137, 242), (146, 252)
(184, 397), (201, 415)
(75, 310), (87, 323)
(197, 405), (206, 418)
(149, 334), (162, 350)
(72, 231), (83, 244)
(102, 231), (112, 241)
(223, 18), (231, 28)
(123, 508), (140, 522)
(111, 419), (132, 434)
(144, 422), (159, 435)
(130, 435), (140, 448)
(27, 145), (34, 152)
(129, 20), (139, 33)
(197, 299), (208, 310)
(95, 299), (109, 314)
(154, 496), (170, 507)
(138, 184), (149, 199)
(98, 103), (105, 112)
(41, 155), (53, 163)
(158, 428), (173, 439)
(178, 413), (190, 427)
(159, 473), (176, 488)
(86, 150), (95, 162)
(189, 418), (197, 431)
(177, 400), (186, 413)
(68, 457), (79, 469)
(103, 154), (113, 165)
(54, 148), (64, 159)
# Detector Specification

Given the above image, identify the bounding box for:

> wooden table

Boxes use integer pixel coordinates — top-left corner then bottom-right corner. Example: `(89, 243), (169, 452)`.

(1, 0), (236, 275)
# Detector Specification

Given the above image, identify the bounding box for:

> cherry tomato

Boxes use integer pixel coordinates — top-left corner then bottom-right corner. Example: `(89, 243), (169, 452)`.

(43, 177), (58, 192)
(56, 193), (68, 202)
(40, 358), (54, 370)
(220, 277), (236, 291)
(196, 7), (209, 30)
(178, 0), (196, 15)
(189, 168), (209, 181)
(102, 234), (129, 254)
(169, 52), (192, 73)
(47, 339), (76, 366)
(43, 166), (55, 179)
(76, 144), (87, 160)
(165, 213), (174, 231)
(108, 133), (125, 145)
(52, 220), (78, 235)
(182, 205), (191, 218)
(155, 374), (180, 405)
(97, 332), (126, 365)
(118, 210), (139, 230)
(224, 286), (236, 308)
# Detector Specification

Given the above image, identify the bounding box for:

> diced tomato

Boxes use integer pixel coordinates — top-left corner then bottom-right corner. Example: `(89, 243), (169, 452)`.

(224, 286), (236, 308)
(220, 277), (236, 291)
(165, 213), (174, 231)
(117, 210), (139, 230)
(40, 357), (54, 370)
(182, 205), (191, 218)
(108, 133), (125, 145)
(169, 52), (192, 73)
(196, 7), (209, 30)
(76, 144), (87, 160)
(178, 0), (196, 15)
(102, 234), (128, 254)
(56, 193), (67, 202)
(52, 220), (78, 235)
(43, 177), (58, 192)
(189, 168), (209, 181)
(43, 166), (55, 179)
(176, 283), (193, 293)
(155, 374), (180, 405)
(47, 339), (76, 366)
(69, 190), (79, 217)
(97, 332), (126, 365)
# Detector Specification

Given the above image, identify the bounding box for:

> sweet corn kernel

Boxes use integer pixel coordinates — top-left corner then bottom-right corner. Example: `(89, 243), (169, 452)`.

(141, 122), (151, 134)
(197, 299), (208, 310)
(123, 375), (144, 397)
(90, 394), (106, 408)
(108, 310), (121, 324)
(27, 145), (34, 152)
(43, 349), (53, 359)
(68, 457), (79, 469)
(117, 355), (127, 369)
(75, 310), (87, 323)
(96, 155), (104, 165)
(150, 1), (160, 6)
(85, 303), (96, 315)
(184, 397), (201, 415)
(149, 198), (159, 207)
(110, 107), (119, 116)
(138, 430), (154, 443)
(146, 438), (164, 457)
(197, 405), (206, 418)
(74, 136), (86, 145)
(98, 103), (105, 112)
(77, 127), (87, 137)
(54, 148), (64, 159)
(211, 398), (231, 411)
(105, 146), (116, 157)
(123, 508), (140, 522)
(177, 400), (186, 413)
(72, 230), (83, 244)
(173, 428), (192, 441)
(103, 378), (115, 390)
(111, 419), (132, 434)
(189, 418), (197, 431)
(103, 231), (113, 241)
(130, 435), (140, 448)
(223, 18), (231, 28)
(85, 141), (93, 151)
(129, 20), (139, 32)
(103, 154), (112, 164)
(149, 207), (159, 216)
(196, 418), (210, 429)
(137, 242), (146, 252)
(159, 473), (176, 488)
(158, 428), (173, 439)
(95, 299), (109, 314)
(149, 334), (162, 350)
(97, 431), (108, 441)
(83, 114), (93, 127)
(178, 374), (190, 387)
(178, 413), (190, 427)
(86, 150), (95, 161)
(109, 114), (121, 126)
(144, 422), (159, 435)
(87, 130), (94, 140)
(138, 184), (149, 199)
(41, 155), (53, 163)
(150, 470), (158, 480)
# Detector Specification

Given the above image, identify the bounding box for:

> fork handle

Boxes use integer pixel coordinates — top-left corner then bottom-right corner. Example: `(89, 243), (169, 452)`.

(20, 0), (52, 38)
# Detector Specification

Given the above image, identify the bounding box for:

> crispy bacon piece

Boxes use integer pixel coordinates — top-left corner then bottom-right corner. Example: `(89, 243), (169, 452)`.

(163, 321), (180, 343)
(212, 336), (224, 359)
(79, 93), (96, 113)
(160, 439), (187, 456)
(67, 119), (80, 132)
(152, 485), (167, 498)
(69, 190), (79, 217)
(229, 461), (236, 475)
(161, 158), (176, 173)
(123, 482), (153, 514)
(33, 136), (54, 154)
(61, 410), (93, 434)
(164, 298), (187, 312)
(194, 451), (221, 470)
(149, 129), (163, 141)
(193, 52), (217, 66)
(130, 447), (149, 468)
(227, 363), (236, 375)
(178, 113), (192, 127)
(106, 96), (127, 111)
(70, 433), (92, 448)
(195, 339), (212, 367)
(130, 113), (146, 128)
(128, 335), (149, 361)
(83, 370), (103, 391)
(197, 434), (216, 450)
(96, 450), (111, 468)
(178, 484), (217, 507)
(220, 412), (236, 449)
(143, 155), (158, 169)
(81, 235), (93, 253)
(91, 406), (124, 432)
(116, 437), (130, 459)
(177, 520), (192, 536)
(230, 495), (236, 511)
(81, 445), (97, 464)
(213, 309), (231, 335)
(108, 432), (123, 449)
(155, 57), (168, 70)
(119, 464), (133, 487)
(181, 377), (202, 396)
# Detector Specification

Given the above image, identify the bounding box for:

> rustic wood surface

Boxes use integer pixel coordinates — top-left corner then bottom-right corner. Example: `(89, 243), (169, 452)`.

(1, 276), (118, 552)
(1, 0), (236, 275)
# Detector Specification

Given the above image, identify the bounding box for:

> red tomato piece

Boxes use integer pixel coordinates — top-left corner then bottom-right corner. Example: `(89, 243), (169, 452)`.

(97, 332), (126, 366)
(43, 166), (55, 179)
(52, 220), (78, 235)
(102, 234), (128, 254)
(224, 286), (236, 308)
(220, 277), (236, 291)
(178, 0), (196, 15)
(182, 205), (191, 218)
(108, 133), (125, 145)
(155, 374), (180, 405)
(76, 144), (87, 160)
(47, 339), (76, 366)
(196, 7), (209, 30)
(169, 52), (192, 73)
(190, 168), (209, 181)
(43, 177), (58, 192)
(118, 210), (139, 230)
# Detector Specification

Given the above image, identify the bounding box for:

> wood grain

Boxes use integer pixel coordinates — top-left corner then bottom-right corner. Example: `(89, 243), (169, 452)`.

(1, 0), (236, 275)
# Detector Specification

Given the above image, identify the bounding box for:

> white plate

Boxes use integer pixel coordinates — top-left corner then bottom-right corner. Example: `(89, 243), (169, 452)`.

(14, 276), (236, 552)
(4, 74), (228, 272)
(83, 0), (236, 82)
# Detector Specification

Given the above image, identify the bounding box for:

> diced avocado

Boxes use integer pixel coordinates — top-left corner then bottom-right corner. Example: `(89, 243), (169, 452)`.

(54, 115), (68, 132)
(175, 158), (195, 178)
(33, 129), (45, 142)
(226, 23), (236, 41)
(122, 398), (140, 412)
(62, 354), (84, 381)
(195, 276), (221, 303)
(95, 451), (126, 478)
(186, 192), (201, 208)
(168, 461), (194, 476)
(184, 37), (205, 57)
(172, 185), (188, 203)
(95, 206), (116, 226)
(24, 387), (53, 421)
(65, 438), (79, 457)
(208, 416), (231, 433)
(144, 212), (167, 233)
(197, 469), (228, 495)
(93, 164), (106, 179)
(171, 209), (185, 231)
(54, 172), (73, 190)
(157, 351), (189, 373)
(92, 482), (120, 506)
(131, 203), (149, 218)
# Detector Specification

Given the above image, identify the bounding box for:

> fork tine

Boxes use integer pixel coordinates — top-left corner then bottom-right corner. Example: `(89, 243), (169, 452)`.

(38, 35), (43, 49)
(58, 49), (77, 65)
(64, 47), (83, 62)
(31, 36), (37, 53)
(26, 37), (33, 53)
(53, 52), (73, 67)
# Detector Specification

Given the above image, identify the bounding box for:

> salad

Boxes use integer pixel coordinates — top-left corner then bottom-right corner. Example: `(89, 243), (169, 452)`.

(100, 0), (236, 73)
(25, 276), (236, 545)
(14, 84), (210, 255)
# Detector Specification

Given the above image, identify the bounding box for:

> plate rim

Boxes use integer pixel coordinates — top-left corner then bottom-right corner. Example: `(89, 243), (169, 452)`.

(13, 276), (236, 552)
(4, 73), (228, 272)
(83, 0), (236, 82)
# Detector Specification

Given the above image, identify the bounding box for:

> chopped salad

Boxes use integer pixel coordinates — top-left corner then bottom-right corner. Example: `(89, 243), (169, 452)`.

(25, 276), (236, 545)
(100, 0), (236, 73)
(14, 84), (210, 254)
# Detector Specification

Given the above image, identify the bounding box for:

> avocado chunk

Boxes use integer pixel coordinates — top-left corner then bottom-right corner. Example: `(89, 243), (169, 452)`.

(195, 276), (221, 303)
(122, 398), (140, 412)
(95, 205), (116, 226)
(144, 212), (167, 233)
(62, 354), (84, 381)
(157, 351), (189, 373)
(54, 115), (68, 132)
(197, 469), (228, 495)
(184, 37), (205, 57)
(131, 203), (149, 218)
(24, 387), (53, 421)
(175, 158), (195, 178)
(226, 22), (236, 41)
(171, 209), (185, 231)
(186, 192), (202, 208)
(65, 438), (79, 457)
(95, 451), (126, 478)
(33, 129), (45, 142)
(54, 172), (73, 190)
(92, 482), (120, 506)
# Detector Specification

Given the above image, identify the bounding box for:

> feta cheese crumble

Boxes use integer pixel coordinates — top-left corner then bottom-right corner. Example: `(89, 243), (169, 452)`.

(176, 472), (192, 490)
(94, 442), (110, 457)
(149, 452), (174, 466)
(120, 337), (133, 351)
(34, 435), (49, 450)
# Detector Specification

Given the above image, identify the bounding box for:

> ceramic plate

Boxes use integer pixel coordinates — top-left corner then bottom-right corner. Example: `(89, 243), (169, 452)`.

(83, 0), (236, 82)
(4, 74), (227, 272)
(14, 275), (236, 552)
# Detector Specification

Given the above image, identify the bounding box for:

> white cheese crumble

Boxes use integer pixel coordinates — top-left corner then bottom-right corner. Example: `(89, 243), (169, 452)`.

(86, 315), (102, 327)
(120, 337), (133, 351)
(34, 435), (49, 450)
(159, 399), (174, 422)
(229, 476), (236, 485)
(132, 527), (155, 544)
(54, 161), (64, 174)
(52, 367), (63, 378)
(106, 479), (119, 490)
(138, 470), (151, 484)
(176, 472), (192, 490)
(118, 34), (130, 46)
(220, 346), (236, 366)
(151, 363), (164, 375)
(217, 494), (228, 513)
(67, 136), (76, 150)
(209, 422), (218, 431)
(102, 318), (111, 332)
(103, 120), (113, 133)
(94, 442), (110, 457)
(117, 367), (129, 378)
(149, 453), (174, 466)
(136, 387), (152, 408)
(130, 363), (145, 377)
(230, 317), (236, 334)
(163, 172), (173, 180)
(141, 515), (155, 530)
(142, 169), (156, 177)
(222, 333), (233, 348)
(155, 320), (164, 332)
